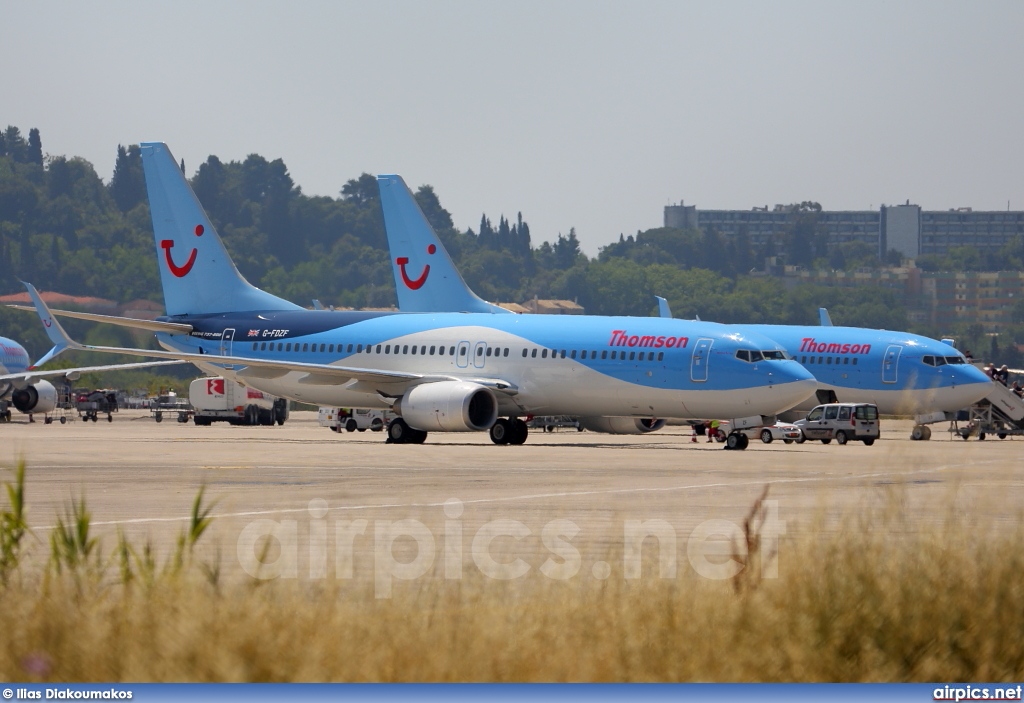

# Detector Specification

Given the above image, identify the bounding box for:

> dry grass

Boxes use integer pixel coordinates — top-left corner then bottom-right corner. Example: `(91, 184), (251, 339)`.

(2, 462), (1023, 682)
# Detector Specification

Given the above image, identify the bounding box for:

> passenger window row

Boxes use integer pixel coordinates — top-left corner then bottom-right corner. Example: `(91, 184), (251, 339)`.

(520, 348), (664, 362)
(252, 341), (467, 356)
(799, 355), (858, 366)
(249, 341), (666, 362)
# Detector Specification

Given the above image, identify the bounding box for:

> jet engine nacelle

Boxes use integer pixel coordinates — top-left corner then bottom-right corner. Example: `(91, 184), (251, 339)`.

(577, 416), (666, 434)
(11, 380), (58, 414)
(397, 381), (498, 432)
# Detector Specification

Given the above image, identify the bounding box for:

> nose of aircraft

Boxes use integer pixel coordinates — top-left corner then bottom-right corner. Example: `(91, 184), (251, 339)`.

(946, 363), (996, 409)
(768, 360), (819, 412)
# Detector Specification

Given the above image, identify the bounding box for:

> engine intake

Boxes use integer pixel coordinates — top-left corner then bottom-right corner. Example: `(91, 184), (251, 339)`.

(577, 416), (666, 434)
(398, 381), (498, 432)
(11, 380), (58, 414)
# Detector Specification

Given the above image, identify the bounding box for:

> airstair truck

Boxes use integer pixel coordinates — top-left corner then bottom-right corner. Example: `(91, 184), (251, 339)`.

(189, 376), (287, 426)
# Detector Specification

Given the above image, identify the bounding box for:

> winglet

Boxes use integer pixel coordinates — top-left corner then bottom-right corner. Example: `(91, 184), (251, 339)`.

(818, 307), (834, 326)
(312, 299), (324, 310)
(22, 281), (84, 365)
(655, 296), (673, 319)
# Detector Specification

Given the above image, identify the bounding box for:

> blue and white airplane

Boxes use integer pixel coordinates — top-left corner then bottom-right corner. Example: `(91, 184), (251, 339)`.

(1, 330), (181, 423)
(15, 142), (818, 448)
(376, 174), (994, 438)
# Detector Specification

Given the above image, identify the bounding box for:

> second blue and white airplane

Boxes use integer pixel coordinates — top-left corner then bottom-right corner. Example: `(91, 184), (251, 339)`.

(375, 174), (994, 439)
(1, 332), (182, 424)
(15, 142), (819, 448)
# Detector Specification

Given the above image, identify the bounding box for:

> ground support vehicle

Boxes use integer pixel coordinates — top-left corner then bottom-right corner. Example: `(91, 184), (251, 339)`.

(190, 377), (285, 426)
(150, 391), (193, 423)
(74, 389), (118, 423)
(319, 407), (392, 432)
(909, 380), (1024, 441)
(527, 416), (582, 432)
(944, 390), (1024, 441)
(44, 382), (76, 424)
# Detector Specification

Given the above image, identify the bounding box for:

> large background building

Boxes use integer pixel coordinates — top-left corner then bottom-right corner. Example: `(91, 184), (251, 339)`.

(774, 266), (1024, 333)
(665, 201), (1024, 259)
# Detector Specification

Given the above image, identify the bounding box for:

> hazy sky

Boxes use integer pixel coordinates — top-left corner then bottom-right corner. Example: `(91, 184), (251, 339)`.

(3, 1), (1023, 255)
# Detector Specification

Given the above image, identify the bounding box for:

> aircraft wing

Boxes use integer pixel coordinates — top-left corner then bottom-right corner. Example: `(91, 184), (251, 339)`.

(5, 304), (193, 334)
(21, 282), (425, 387)
(17, 282), (521, 394)
(0, 360), (186, 384)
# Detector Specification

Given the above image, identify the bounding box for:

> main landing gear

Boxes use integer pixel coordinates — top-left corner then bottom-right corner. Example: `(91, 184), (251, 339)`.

(385, 417), (530, 445)
(489, 418), (529, 445)
(724, 432), (749, 450)
(386, 418), (427, 444)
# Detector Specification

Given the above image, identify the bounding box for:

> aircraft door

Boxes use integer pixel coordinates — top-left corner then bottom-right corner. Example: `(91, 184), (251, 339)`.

(690, 338), (714, 382)
(473, 342), (487, 369)
(220, 328), (235, 368)
(882, 344), (902, 384)
(456, 341), (470, 368)
(220, 328), (235, 356)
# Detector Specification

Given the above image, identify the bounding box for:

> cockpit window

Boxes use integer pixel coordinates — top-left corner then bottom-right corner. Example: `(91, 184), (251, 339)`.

(736, 349), (787, 363)
(925, 354), (962, 367)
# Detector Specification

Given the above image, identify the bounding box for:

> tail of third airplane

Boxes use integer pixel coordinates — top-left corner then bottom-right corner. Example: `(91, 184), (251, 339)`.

(377, 174), (511, 314)
(140, 142), (301, 317)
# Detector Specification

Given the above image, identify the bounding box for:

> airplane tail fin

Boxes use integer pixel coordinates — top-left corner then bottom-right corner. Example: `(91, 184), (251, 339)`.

(23, 282), (81, 355)
(140, 142), (301, 317)
(20, 280), (69, 367)
(377, 174), (511, 314)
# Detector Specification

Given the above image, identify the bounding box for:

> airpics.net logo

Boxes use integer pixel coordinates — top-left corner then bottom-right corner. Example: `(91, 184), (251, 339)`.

(235, 498), (786, 598)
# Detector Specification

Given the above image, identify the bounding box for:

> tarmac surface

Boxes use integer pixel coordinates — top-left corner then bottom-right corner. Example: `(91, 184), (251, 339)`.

(2, 410), (1022, 588)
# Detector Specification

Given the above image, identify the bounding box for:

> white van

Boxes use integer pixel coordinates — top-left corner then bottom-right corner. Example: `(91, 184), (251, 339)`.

(795, 403), (879, 445)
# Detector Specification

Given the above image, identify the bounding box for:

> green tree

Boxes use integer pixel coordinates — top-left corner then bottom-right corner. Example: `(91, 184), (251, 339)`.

(27, 128), (43, 166)
(3, 126), (26, 162)
(109, 145), (146, 212)
(554, 228), (582, 269)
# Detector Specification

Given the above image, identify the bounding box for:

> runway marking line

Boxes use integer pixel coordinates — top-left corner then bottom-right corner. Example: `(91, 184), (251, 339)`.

(27, 458), (996, 531)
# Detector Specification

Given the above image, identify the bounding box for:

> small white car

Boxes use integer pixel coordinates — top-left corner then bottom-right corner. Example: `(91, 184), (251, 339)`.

(717, 420), (802, 444)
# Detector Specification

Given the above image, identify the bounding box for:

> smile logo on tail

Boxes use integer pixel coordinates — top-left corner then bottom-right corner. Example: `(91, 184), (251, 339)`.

(160, 224), (204, 278)
(396, 244), (436, 290)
